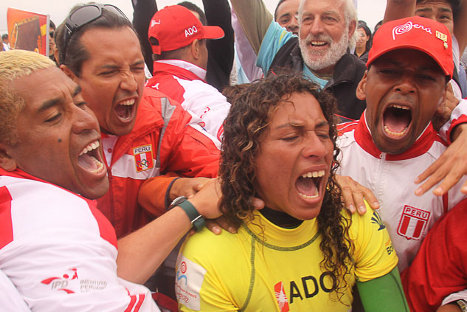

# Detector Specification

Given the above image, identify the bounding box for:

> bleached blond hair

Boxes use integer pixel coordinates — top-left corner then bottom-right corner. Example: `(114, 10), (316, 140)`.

(0, 50), (55, 144)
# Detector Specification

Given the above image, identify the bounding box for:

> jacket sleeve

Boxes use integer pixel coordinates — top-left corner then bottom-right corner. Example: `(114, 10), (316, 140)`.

(203, 0), (234, 91)
(402, 199), (467, 311)
(132, 0), (157, 74)
(230, 0), (272, 54)
(442, 290), (467, 307)
(440, 99), (467, 143)
(157, 97), (220, 178)
(138, 93), (219, 216)
(138, 173), (180, 217)
(0, 270), (31, 312)
(0, 187), (159, 312)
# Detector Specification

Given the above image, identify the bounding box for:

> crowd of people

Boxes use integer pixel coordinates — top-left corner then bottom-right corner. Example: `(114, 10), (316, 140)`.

(0, 0), (467, 311)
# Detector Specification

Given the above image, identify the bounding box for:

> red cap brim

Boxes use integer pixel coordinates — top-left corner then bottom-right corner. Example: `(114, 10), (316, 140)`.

(202, 25), (224, 40)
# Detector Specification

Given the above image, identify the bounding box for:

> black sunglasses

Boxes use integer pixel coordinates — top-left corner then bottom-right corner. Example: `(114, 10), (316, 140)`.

(60, 3), (128, 64)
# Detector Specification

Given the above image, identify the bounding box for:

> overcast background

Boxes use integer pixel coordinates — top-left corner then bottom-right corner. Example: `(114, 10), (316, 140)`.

(1, 0), (386, 36)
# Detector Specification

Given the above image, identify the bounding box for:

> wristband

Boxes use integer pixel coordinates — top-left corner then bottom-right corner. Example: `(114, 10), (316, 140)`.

(164, 177), (181, 210)
(169, 196), (205, 231)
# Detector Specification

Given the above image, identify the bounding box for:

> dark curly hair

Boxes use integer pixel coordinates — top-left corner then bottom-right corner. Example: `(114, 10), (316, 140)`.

(220, 73), (353, 298)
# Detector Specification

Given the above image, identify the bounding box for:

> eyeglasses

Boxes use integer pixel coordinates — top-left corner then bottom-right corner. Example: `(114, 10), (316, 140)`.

(60, 3), (128, 64)
(49, 31), (54, 39)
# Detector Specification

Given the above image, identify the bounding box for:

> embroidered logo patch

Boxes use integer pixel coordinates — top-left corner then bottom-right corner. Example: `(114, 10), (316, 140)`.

(397, 205), (430, 240)
(133, 144), (154, 172)
(274, 282), (290, 312)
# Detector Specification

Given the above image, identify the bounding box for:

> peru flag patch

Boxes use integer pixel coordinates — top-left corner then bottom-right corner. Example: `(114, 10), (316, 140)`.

(133, 145), (154, 172)
(397, 205), (430, 240)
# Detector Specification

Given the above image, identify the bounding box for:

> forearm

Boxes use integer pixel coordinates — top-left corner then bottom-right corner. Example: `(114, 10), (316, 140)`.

(117, 205), (192, 284)
(442, 290), (467, 311)
(118, 179), (222, 284)
(437, 304), (462, 312)
(230, 0), (272, 53)
(357, 267), (409, 312)
(451, 123), (467, 142)
(383, 0), (415, 23)
(138, 174), (179, 216)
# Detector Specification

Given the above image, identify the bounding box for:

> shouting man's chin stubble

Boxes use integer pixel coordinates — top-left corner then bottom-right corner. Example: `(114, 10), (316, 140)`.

(299, 30), (349, 72)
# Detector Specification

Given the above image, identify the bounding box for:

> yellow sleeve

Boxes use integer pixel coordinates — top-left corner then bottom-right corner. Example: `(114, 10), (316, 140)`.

(176, 229), (246, 311)
(349, 202), (398, 282)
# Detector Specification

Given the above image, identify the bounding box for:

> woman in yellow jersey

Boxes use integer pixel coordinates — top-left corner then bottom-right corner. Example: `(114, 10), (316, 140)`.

(175, 74), (409, 311)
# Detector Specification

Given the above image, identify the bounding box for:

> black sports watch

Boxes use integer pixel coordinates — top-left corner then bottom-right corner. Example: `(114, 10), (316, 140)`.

(169, 196), (206, 231)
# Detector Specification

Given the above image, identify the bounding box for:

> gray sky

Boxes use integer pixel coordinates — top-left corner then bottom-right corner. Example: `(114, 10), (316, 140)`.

(1, 0), (386, 36)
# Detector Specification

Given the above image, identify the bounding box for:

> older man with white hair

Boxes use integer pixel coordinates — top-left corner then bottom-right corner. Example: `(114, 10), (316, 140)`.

(231, 0), (365, 120)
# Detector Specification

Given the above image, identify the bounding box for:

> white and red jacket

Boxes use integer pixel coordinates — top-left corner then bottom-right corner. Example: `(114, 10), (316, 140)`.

(337, 111), (467, 271)
(98, 88), (220, 238)
(401, 198), (467, 311)
(147, 60), (230, 142)
(0, 169), (159, 311)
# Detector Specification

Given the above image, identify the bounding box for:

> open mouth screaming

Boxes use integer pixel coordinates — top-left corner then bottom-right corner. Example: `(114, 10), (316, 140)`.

(115, 98), (136, 121)
(296, 170), (325, 200)
(78, 140), (105, 174)
(383, 104), (412, 138)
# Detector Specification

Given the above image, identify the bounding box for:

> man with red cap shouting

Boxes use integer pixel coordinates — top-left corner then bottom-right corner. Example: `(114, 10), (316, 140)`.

(146, 5), (230, 142)
(337, 16), (467, 272)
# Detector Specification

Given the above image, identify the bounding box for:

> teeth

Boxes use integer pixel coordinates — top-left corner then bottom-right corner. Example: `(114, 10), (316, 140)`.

(298, 192), (319, 199)
(391, 104), (409, 110)
(301, 170), (325, 179)
(384, 125), (408, 136)
(311, 41), (326, 46)
(91, 157), (105, 173)
(120, 99), (135, 106)
(80, 141), (100, 156)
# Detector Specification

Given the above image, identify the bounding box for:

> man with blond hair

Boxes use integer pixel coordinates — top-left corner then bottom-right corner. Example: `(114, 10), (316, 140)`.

(0, 49), (222, 312)
(0, 49), (157, 311)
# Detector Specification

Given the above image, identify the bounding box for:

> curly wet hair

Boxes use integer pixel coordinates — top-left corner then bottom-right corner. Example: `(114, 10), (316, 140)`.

(220, 73), (353, 297)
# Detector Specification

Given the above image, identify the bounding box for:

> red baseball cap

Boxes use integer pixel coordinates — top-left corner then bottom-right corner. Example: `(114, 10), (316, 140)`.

(367, 16), (453, 78)
(148, 5), (224, 55)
